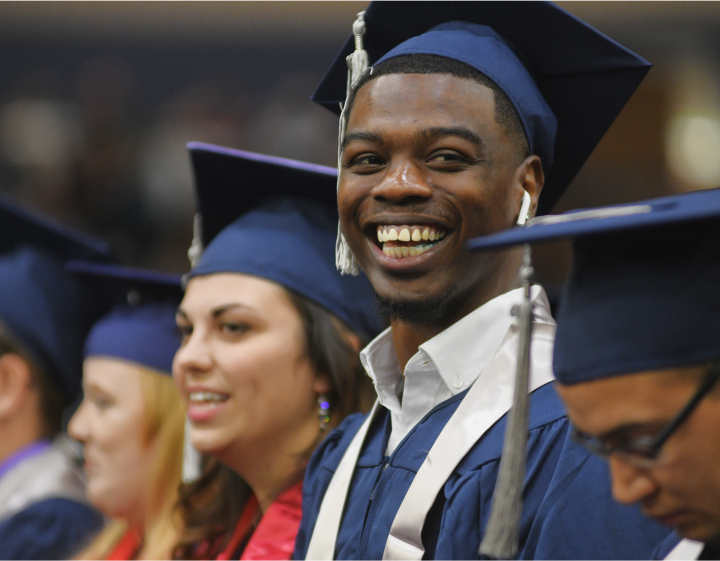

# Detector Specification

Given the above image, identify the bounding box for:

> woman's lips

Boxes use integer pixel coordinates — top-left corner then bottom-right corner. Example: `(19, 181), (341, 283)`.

(186, 390), (230, 423)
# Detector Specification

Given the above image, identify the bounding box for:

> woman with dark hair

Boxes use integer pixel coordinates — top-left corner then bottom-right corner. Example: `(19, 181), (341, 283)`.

(171, 144), (382, 560)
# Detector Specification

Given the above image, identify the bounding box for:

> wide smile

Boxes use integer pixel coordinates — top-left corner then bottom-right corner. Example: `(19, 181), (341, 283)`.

(366, 221), (453, 269)
(375, 224), (448, 257)
(187, 389), (230, 423)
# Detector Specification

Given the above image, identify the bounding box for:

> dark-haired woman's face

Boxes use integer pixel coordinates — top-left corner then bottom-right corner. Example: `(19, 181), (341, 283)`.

(173, 273), (331, 472)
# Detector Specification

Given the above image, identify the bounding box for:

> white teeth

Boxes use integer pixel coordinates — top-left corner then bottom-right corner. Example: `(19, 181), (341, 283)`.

(189, 391), (227, 403)
(381, 243), (437, 259)
(376, 225), (449, 259)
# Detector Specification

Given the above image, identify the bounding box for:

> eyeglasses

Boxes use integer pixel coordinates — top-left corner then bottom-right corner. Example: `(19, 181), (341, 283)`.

(570, 362), (720, 468)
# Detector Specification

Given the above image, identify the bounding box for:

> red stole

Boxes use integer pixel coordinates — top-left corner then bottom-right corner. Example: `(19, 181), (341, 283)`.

(106, 528), (141, 560)
(217, 481), (303, 560)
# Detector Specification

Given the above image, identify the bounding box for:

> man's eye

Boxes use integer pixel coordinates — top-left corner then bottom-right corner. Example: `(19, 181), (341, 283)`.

(428, 152), (468, 165)
(350, 154), (384, 167)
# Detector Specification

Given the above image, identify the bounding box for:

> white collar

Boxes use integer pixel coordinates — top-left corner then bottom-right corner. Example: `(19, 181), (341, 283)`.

(361, 286), (550, 410)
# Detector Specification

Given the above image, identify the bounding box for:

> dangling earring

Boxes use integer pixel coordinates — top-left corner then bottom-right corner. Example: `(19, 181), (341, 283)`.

(317, 395), (331, 431)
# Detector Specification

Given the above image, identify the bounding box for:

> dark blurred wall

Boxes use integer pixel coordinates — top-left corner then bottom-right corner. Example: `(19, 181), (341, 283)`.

(0, 1), (717, 283)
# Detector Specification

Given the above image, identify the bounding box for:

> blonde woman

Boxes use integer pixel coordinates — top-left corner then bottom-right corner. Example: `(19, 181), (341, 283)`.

(68, 264), (185, 560)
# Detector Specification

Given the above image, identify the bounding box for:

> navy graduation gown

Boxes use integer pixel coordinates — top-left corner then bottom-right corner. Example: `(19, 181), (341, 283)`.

(0, 497), (103, 559)
(295, 383), (670, 560)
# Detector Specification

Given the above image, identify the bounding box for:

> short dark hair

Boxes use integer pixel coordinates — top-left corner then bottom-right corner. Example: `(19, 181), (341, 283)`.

(346, 54), (530, 160)
(0, 335), (66, 438)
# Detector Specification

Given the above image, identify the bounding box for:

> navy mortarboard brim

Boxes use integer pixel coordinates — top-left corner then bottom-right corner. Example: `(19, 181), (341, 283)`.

(0, 193), (115, 263)
(188, 142), (337, 248)
(466, 188), (720, 252)
(313, 1), (651, 215)
(67, 261), (183, 376)
(0, 197), (116, 402)
(187, 143), (384, 340)
(467, 187), (720, 386)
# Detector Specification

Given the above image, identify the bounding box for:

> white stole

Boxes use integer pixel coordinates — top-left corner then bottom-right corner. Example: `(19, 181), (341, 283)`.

(306, 292), (556, 560)
(664, 538), (704, 560)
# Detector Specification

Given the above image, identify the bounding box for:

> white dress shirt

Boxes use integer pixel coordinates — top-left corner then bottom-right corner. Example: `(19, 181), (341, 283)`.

(361, 286), (545, 456)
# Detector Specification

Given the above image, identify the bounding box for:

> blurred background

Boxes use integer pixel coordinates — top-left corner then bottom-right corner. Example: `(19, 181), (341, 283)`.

(0, 1), (718, 289)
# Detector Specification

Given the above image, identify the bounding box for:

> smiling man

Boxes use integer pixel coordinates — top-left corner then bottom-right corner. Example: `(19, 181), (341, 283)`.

(294, 2), (670, 560)
(466, 187), (720, 560)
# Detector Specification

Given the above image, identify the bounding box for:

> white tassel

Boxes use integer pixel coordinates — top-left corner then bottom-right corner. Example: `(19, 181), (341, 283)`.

(335, 11), (369, 276)
(187, 213), (204, 268)
(350, 12), (369, 85)
(182, 417), (202, 484)
(479, 245), (535, 559)
(183, 215), (204, 482)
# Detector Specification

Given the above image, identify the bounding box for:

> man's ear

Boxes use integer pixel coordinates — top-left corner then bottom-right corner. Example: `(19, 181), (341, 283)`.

(0, 354), (33, 421)
(513, 155), (545, 221)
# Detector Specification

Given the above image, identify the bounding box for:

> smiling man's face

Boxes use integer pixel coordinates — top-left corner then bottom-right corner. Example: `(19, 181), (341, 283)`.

(339, 72), (540, 325)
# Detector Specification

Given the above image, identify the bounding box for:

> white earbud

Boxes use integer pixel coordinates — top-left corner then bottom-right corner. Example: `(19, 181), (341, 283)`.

(516, 190), (532, 227)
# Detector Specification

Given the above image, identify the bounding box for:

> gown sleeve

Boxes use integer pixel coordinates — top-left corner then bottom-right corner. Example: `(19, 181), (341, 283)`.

(0, 497), (104, 560)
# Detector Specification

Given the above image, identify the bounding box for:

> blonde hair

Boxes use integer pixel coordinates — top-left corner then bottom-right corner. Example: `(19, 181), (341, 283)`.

(76, 365), (185, 560)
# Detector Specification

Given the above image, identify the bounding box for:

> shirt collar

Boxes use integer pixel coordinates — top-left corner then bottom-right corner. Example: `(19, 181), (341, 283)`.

(361, 286), (550, 407)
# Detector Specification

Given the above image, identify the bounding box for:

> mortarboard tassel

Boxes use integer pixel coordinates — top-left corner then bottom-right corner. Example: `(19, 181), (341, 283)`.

(335, 11), (369, 276)
(479, 244), (535, 559)
(182, 213), (204, 484)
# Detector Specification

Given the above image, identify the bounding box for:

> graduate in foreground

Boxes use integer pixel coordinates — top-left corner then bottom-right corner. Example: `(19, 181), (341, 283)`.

(170, 144), (382, 560)
(0, 197), (110, 559)
(295, 1), (668, 559)
(467, 187), (720, 560)
(67, 263), (185, 560)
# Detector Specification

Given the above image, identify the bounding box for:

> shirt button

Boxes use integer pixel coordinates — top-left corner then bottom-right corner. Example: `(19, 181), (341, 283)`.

(453, 378), (463, 389)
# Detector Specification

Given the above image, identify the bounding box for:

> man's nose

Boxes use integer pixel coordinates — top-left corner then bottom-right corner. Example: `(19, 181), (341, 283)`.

(608, 455), (658, 505)
(370, 161), (433, 204)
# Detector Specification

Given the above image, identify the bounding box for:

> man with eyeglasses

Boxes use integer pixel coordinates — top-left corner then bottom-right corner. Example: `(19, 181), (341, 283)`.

(466, 186), (720, 560)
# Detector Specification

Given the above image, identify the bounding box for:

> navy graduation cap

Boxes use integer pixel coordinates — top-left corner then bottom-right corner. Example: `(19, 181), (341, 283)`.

(467, 187), (720, 385)
(67, 261), (183, 376)
(186, 142), (384, 340)
(313, 1), (651, 215)
(0, 195), (115, 402)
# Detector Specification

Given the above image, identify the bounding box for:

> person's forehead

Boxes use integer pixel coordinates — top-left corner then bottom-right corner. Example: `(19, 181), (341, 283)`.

(182, 273), (290, 317)
(348, 73), (497, 131)
(557, 369), (696, 431)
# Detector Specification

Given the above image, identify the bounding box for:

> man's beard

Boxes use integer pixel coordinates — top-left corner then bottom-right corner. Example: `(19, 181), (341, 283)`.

(374, 286), (457, 326)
